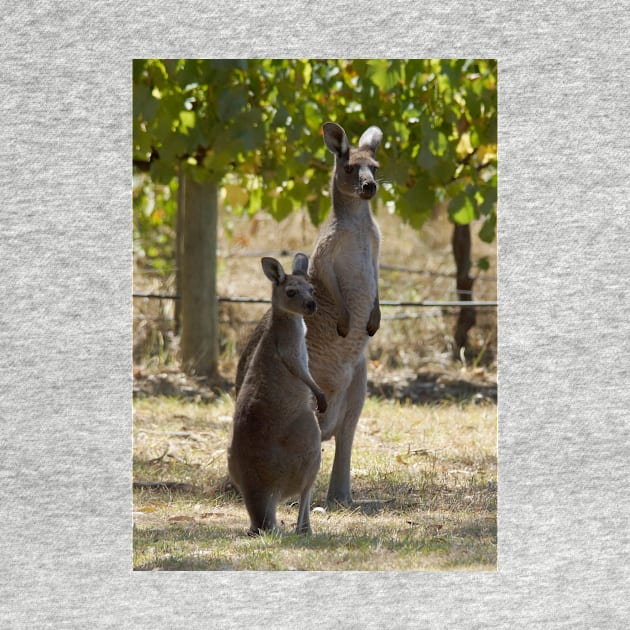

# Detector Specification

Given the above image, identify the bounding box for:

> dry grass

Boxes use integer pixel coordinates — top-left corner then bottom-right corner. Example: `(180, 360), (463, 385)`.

(133, 394), (496, 571)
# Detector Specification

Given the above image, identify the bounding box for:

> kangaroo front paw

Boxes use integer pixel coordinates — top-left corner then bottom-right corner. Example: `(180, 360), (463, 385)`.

(366, 314), (380, 336)
(336, 311), (350, 337)
(315, 391), (327, 413)
(366, 304), (381, 336)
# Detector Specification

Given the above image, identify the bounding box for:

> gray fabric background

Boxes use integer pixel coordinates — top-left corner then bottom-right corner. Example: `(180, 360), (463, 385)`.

(1, 1), (629, 628)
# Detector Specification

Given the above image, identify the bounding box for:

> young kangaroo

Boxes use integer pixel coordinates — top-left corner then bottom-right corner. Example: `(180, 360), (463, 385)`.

(228, 254), (326, 535)
(234, 123), (384, 507)
(305, 122), (383, 506)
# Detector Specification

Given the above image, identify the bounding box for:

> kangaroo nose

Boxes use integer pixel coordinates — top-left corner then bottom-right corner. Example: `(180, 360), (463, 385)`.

(306, 300), (317, 314)
(361, 180), (376, 198)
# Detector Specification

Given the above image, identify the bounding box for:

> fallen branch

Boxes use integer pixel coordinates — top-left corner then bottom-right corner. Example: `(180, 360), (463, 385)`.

(146, 445), (170, 464)
(138, 430), (207, 442)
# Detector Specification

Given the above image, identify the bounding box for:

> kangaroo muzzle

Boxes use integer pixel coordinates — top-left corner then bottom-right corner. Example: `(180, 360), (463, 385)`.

(304, 299), (317, 315)
(359, 179), (377, 199)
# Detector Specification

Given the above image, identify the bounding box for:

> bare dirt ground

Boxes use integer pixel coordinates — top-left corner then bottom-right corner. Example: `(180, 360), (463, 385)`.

(133, 363), (496, 405)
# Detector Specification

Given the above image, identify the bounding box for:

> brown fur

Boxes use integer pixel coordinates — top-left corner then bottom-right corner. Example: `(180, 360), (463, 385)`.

(229, 254), (326, 534)
(235, 122), (384, 507)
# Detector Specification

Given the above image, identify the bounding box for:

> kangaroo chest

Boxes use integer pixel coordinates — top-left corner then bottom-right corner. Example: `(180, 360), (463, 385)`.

(333, 222), (378, 294)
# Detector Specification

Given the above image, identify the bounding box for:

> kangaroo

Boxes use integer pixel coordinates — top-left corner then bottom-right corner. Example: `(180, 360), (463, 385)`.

(235, 122), (383, 507)
(305, 122), (383, 506)
(228, 254), (326, 535)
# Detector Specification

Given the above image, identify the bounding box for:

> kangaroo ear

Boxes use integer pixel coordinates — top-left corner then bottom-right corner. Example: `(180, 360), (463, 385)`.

(322, 122), (350, 159)
(261, 257), (286, 285)
(358, 126), (383, 154)
(292, 252), (309, 276)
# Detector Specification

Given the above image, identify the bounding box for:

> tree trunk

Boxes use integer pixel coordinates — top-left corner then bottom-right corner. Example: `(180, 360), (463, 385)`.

(174, 166), (185, 334)
(180, 176), (219, 379)
(452, 222), (476, 359)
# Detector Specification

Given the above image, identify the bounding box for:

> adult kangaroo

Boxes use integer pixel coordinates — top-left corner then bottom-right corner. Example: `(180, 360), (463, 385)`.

(229, 254), (326, 535)
(305, 121), (383, 506)
(234, 122), (383, 507)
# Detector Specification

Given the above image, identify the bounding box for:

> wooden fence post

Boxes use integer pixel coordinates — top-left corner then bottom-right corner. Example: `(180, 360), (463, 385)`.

(180, 175), (219, 379)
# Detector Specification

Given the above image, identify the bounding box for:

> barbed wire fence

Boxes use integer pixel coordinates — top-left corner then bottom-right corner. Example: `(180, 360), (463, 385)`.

(132, 258), (497, 367)
(133, 260), (497, 318)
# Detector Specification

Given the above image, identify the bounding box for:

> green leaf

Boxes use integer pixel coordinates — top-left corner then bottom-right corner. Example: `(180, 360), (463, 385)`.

(478, 214), (496, 243)
(176, 59), (202, 87)
(448, 191), (475, 225)
(399, 178), (435, 229)
(465, 87), (482, 119)
(272, 101), (290, 127)
(133, 83), (159, 121)
(187, 163), (219, 184)
(247, 181), (262, 216)
(366, 59), (400, 91)
(179, 110), (195, 130)
(440, 59), (465, 88)
(132, 59), (146, 84)
(271, 194), (294, 221)
(216, 86), (248, 122)
(302, 60), (312, 87)
(304, 101), (321, 131)
(132, 119), (152, 161)
(477, 185), (497, 217)
(150, 158), (176, 184)
(406, 203), (433, 231)
(307, 194), (330, 226)
(477, 256), (490, 271)
(145, 59), (168, 90)
(417, 145), (438, 172)
(156, 130), (189, 164)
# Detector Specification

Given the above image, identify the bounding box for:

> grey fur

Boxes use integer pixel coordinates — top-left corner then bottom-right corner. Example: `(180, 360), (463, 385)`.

(229, 255), (325, 534)
(306, 122), (383, 505)
(235, 123), (383, 506)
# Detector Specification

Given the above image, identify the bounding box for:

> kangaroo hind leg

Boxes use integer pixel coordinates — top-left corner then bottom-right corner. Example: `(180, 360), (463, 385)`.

(296, 487), (313, 535)
(243, 489), (279, 536)
(327, 357), (367, 507)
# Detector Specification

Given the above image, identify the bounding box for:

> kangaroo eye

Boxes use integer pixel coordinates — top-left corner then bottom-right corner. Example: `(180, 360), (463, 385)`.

(286, 289), (296, 297)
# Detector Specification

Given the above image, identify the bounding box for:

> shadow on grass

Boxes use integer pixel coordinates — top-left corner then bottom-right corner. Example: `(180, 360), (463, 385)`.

(133, 494), (497, 571)
(133, 521), (457, 571)
(132, 473), (496, 517)
(314, 480), (497, 515)
(133, 462), (497, 570)
(367, 372), (497, 405)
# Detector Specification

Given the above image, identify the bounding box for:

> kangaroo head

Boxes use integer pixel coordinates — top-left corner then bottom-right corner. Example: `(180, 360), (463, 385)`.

(323, 122), (383, 200)
(261, 254), (316, 317)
